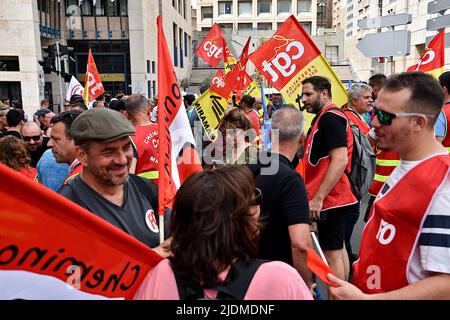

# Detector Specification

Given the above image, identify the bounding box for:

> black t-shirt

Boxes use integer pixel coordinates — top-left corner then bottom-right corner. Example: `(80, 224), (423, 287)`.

(0, 130), (22, 140)
(309, 111), (347, 165)
(58, 175), (168, 248)
(248, 153), (310, 266)
(30, 137), (50, 168)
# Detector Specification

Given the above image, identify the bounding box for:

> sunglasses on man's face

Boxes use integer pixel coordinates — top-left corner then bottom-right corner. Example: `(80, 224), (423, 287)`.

(373, 106), (435, 126)
(23, 135), (41, 142)
(250, 188), (263, 206)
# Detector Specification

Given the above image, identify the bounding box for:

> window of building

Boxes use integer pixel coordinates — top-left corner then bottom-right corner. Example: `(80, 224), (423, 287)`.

(238, 23), (253, 31)
(239, 1), (252, 16)
(81, 0), (92, 15)
(147, 60), (151, 74)
(278, 0), (291, 14)
(152, 61), (156, 74)
(179, 28), (184, 68)
(258, 23), (273, 30)
(95, 0), (105, 15)
(0, 56), (20, 71)
(153, 81), (156, 96)
(218, 1), (233, 15)
(347, 22), (353, 28)
(201, 27), (212, 32)
(120, 0), (128, 16)
(219, 23), (233, 33)
(298, 0), (311, 13)
(106, 0), (119, 16)
(346, 31), (353, 37)
(201, 6), (213, 19)
(184, 32), (188, 57)
(325, 46), (339, 65)
(301, 21), (311, 34)
(178, 0), (182, 15)
(277, 22), (283, 29)
(347, 5), (353, 12)
(173, 23), (178, 67)
(258, 0), (271, 14)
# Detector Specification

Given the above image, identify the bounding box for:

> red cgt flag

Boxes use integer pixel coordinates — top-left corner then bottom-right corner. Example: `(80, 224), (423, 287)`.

(83, 49), (105, 105)
(307, 248), (338, 287)
(210, 37), (251, 100)
(407, 30), (445, 78)
(0, 163), (162, 299)
(195, 23), (226, 67)
(157, 17), (202, 230)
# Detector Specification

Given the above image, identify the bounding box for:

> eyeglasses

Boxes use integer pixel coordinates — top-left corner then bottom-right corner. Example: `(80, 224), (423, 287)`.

(250, 188), (263, 206)
(23, 135), (41, 142)
(373, 106), (435, 126)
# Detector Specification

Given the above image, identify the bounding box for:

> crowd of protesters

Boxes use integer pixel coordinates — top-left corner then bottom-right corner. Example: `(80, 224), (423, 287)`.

(1, 70), (450, 300)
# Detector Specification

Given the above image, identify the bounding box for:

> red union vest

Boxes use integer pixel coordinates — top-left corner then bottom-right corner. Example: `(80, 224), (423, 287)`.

(353, 154), (450, 293)
(63, 162), (83, 185)
(442, 103), (450, 152)
(130, 124), (159, 182)
(304, 103), (357, 210)
(343, 107), (370, 135)
(368, 148), (401, 197)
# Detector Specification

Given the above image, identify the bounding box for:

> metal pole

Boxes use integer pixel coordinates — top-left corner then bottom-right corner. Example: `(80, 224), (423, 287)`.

(56, 42), (64, 113)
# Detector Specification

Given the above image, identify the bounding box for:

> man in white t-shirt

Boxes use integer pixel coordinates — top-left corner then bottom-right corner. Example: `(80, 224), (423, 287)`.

(328, 72), (450, 299)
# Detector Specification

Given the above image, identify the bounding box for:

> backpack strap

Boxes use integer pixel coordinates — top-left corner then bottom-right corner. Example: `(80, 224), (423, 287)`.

(174, 258), (268, 300)
(215, 258), (268, 300)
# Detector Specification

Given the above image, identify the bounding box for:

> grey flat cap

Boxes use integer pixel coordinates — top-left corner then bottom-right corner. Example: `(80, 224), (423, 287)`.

(70, 108), (135, 145)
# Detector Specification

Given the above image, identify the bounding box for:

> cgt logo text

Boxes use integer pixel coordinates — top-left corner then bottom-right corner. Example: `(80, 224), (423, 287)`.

(262, 41), (305, 83)
(203, 41), (223, 58)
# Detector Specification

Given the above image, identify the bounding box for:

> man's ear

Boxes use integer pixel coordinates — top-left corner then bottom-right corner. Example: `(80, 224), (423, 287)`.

(413, 115), (428, 131)
(75, 145), (88, 167)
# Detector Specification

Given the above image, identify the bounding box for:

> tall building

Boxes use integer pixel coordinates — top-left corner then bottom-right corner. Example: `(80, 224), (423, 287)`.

(196, 0), (318, 36)
(0, 0), (193, 116)
(334, 0), (449, 81)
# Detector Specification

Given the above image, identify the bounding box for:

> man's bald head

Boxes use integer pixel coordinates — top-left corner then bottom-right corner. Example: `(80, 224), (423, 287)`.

(21, 121), (44, 151)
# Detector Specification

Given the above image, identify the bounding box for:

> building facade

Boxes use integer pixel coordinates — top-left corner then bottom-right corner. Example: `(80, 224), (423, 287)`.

(0, 0), (192, 116)
(196, 0), (318, 36)
(333, 0), (450, 81)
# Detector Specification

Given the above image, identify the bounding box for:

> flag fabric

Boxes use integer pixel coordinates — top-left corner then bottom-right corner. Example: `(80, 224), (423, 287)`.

(210, 69), (226, 90)
(157, 16), (202, 227)
(249, 15), (347, 126)
(407, 30), (445, 79)
(306, 248), (337, 287)
(0, 163), (162, 300)
(192, 89), (229, 141)
(83, 49), (105, 105)
(195, 23), (226, 67)
(66, 76), (84, 101)
(224, 46), (238, 74)
(210, 37), (251, 100)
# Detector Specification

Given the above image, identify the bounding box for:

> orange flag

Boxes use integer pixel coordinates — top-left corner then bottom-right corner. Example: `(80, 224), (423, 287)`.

(83, 49), (105, 105)
(195, 23), (226, 67)
(157, 16), (202, 227)
(0, 163), (162, 299)
(407, 30), (445, 79)
(307, 248), (338, 287)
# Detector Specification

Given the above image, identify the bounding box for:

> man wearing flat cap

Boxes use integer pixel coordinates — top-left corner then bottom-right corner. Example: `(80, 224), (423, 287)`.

(35, 108), (55, 137)
(58, 108), (169, 252)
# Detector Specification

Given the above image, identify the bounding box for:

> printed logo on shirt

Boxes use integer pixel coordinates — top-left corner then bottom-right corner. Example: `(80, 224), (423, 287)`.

(145, 210), (159, 234)
(376, 219), (396, 245)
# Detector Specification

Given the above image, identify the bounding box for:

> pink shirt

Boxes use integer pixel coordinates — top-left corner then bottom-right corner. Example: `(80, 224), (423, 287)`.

(133, 259), (313, 300)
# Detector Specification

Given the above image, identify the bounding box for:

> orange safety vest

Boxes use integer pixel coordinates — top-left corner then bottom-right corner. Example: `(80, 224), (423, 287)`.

(353, 154), (450, 293)
(304, 104), (357, 211)
(368, 148), (400, 197)
(130, 124), (159, 182)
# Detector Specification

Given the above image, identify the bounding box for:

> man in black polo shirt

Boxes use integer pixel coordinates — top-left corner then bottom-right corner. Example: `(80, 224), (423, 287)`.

(58, 108), (169, 253)
(249, 106), (312, 287)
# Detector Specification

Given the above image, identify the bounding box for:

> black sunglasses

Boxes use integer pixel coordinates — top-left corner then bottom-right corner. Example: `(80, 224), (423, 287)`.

(250, 188), (263, 206)
(23, 135), (41, 142)
(373, 106), (435, 126)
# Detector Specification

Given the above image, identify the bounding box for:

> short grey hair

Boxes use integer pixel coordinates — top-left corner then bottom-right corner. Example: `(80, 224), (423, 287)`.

(347, 83), (372, 104)
(271, 106), (304, 142)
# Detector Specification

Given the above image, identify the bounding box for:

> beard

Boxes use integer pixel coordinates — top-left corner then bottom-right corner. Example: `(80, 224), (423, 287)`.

(89, 162), (130, 187)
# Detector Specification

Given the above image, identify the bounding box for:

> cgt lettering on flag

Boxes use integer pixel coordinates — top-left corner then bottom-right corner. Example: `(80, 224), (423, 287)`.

(249, 15), (347, 128)
(195, 23), (226, 68)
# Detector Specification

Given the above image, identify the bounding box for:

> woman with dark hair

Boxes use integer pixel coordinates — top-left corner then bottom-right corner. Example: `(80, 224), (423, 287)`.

(0, 136), (37, 181)
(215, 107), (259, 165)
(134, 165), (312, 300)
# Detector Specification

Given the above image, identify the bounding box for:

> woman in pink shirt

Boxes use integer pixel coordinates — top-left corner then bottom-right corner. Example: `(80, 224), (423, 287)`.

(134, 166), (312, 300)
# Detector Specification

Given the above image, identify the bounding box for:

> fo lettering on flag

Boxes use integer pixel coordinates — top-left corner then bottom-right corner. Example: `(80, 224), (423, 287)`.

(83, 49), (105, 105)
(407, 30), (445, 79)
(0, 164), (162, 300)
(157, 16), (202, 242)
(249, 15), (347, 126)
(195, 23), (226, 67)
